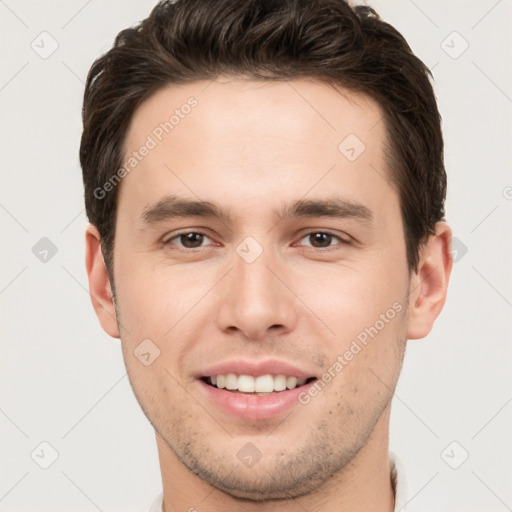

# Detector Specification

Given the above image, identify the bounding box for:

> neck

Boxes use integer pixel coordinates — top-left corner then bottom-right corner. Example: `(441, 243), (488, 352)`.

(156, 405), (395, 512)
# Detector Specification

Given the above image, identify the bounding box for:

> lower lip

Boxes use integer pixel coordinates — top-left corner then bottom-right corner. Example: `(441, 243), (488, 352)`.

(197, 379), (315, 421)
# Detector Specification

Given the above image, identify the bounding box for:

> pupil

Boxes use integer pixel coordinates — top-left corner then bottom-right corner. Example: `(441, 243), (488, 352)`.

(311, 233), (331, 248)
(182, 233), (203, 248)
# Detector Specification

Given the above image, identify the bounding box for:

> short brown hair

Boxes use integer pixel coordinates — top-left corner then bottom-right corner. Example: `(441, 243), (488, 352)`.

(80, 0), (446, 277)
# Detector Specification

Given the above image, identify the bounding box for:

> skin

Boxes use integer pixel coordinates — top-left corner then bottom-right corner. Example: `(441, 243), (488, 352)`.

(85, 76), (452, 511)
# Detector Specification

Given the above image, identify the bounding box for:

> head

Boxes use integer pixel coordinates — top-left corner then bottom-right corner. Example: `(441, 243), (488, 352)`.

(82, 0), (452, 501)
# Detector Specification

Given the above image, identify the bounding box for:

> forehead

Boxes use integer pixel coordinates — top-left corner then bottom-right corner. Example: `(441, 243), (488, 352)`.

(125, 76), (386, 151)
(119, 77), (393, 222)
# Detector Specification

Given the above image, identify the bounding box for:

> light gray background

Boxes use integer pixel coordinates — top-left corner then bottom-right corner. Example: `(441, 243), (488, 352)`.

(1, 1), (511, 511)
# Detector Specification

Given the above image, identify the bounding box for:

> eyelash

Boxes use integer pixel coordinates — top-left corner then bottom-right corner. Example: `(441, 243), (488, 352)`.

(163, 230), (350, 252)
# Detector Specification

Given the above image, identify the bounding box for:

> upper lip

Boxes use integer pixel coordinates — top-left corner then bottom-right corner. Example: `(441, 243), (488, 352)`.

(196, 359), (318, 380)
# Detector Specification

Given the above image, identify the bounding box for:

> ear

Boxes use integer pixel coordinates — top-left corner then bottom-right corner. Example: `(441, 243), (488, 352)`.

(85, 224), (120, 338)
(407, 221), (453, 339)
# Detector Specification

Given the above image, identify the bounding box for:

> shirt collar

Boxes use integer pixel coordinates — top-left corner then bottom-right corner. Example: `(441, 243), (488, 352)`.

(390, 451), (408, 512)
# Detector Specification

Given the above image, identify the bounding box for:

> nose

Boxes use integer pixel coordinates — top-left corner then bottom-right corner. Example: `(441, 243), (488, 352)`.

(215, 243), (299, 342)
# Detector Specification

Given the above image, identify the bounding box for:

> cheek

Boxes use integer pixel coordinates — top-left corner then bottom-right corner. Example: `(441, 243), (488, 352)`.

(315, 306), (407, 422)
(115, 254), (175, 322)
(297, 258), (408, 401)
(114, 256), (217, 367)
(301, 258), (407, 338)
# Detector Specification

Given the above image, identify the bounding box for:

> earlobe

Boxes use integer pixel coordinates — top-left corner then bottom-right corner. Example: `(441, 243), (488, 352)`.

(85, 225), (120, 338)
(406, 222), (453, 340)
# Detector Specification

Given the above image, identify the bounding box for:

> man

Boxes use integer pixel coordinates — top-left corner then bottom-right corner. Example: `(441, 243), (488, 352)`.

(80, 0), (452, 510)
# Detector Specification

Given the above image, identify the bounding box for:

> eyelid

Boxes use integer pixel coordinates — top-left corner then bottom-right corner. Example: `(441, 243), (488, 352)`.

(162, 229), (214, 247)
(163, 228), (352, 251)
(294, 229), (352, 249)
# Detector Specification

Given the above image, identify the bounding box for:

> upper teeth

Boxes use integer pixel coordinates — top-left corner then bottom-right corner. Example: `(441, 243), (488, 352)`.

(210, 374), (307, 393)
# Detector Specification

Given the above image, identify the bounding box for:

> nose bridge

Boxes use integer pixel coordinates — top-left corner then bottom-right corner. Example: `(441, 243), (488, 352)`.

(216, 236), (297, 340)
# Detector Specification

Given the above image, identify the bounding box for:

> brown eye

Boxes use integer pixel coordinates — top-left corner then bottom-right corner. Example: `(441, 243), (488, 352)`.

(165, 231), (211, 249)
(297, 231), (348, 249)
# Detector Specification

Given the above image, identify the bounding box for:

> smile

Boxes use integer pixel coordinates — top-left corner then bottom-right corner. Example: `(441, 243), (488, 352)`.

(202, 374), (316, 395)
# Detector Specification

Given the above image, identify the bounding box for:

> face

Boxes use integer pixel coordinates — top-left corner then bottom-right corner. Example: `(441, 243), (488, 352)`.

(106, 77), (413, 499)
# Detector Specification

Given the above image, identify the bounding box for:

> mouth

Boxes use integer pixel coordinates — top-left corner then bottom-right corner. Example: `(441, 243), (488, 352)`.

(195, 359), (320, 420)
(200, 374), (318, 396)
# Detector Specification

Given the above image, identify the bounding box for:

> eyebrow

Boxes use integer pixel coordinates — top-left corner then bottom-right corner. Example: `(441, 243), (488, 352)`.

(140, 194), (373, 226)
